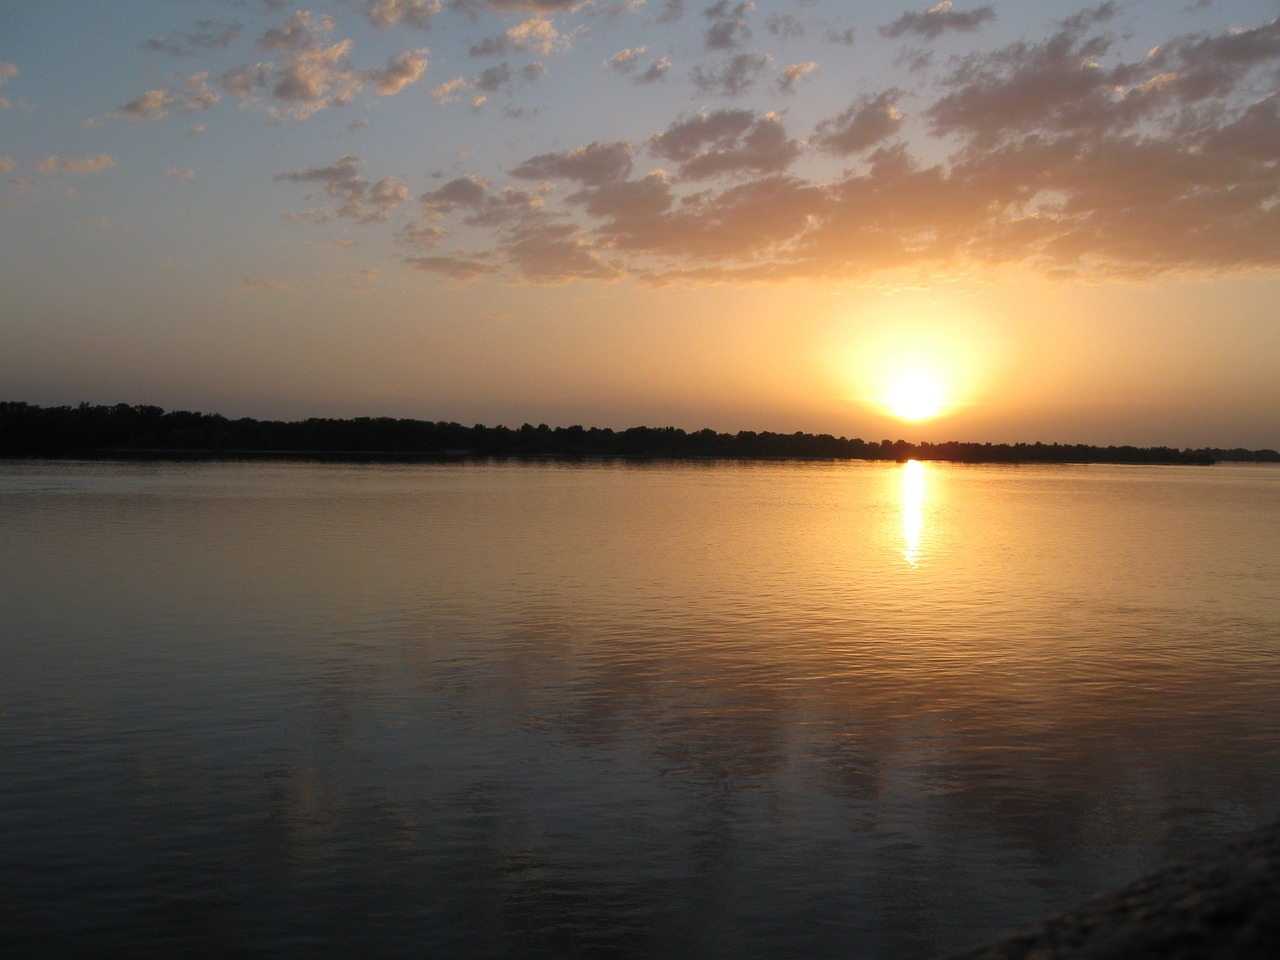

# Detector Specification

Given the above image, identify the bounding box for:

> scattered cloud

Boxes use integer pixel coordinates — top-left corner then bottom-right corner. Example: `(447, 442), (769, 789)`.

(21, 0), (1279, 303)
(765, 13), (804, 40)
(510, 141), (634, 185)
(471, 17), (567, 57)
(431, 76), (470, 101)
(420, 174), (490, 215)
(0, 61), (15, 109)
(649, 0), (685, 25)
(367, 48), (429, 94)
(0, 156), (14, 173)
(880, 2), (996, 41)
(207, 10), (427, 120)
(427, 12), (1280, 283)
(635, 56), (671, 83)
(257, 10), (331, 51)
(362, 1), (441, 29)
(399, 221), (448, 245)
(503, 220), (621, 282)
(649, 110), (799, 178)
(778, 61), (818, 95)
(449, 0), (586, 13)
(276, 154), (409, 222)
(475, 62), (514, 90)
(141, 21), (243, 56)
(812, 90), (904, 155)
(431, 57), (544, 102)
(825, 26), (856, 47)
(604, 46), (648, 72)
(703, 1), (754, 51)
(37, 154), (117, 174)
(691, 52), (771, 96)
(403, 252), (499, 282)
(120, 73), (219, 121)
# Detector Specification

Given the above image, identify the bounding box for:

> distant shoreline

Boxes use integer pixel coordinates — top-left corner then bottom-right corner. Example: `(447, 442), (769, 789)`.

(4, 401), (1278, 465)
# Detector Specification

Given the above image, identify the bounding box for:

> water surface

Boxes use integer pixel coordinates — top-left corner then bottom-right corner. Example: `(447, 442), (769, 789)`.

(3, 459), (1279, 958)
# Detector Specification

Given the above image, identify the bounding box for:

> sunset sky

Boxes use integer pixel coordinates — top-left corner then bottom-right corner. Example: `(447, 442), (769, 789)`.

(2, 1), (1278, 447)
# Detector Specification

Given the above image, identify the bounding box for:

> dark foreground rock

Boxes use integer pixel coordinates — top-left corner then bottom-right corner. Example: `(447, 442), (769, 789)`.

(944, 821), (1280, 959)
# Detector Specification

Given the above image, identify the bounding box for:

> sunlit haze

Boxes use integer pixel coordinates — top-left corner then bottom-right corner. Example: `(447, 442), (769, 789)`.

(2, 1), (1279, 448)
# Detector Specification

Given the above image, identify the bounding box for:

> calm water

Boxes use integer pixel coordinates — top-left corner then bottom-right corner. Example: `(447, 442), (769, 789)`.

(2, 458), (1279, 959)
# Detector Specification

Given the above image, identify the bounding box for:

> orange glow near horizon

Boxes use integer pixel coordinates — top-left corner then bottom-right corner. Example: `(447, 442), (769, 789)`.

(822, 292), (996, 429)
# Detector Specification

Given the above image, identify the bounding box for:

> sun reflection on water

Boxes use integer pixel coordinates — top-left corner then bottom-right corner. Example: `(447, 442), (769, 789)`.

(901, 459), (926, 566)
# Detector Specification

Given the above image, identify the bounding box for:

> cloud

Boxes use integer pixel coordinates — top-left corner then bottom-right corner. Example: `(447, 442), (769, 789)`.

(471, 17), (567, 57)
(812, 91), (904, 155)
(880, 2), (996, 41)
(227, 7), (1280, 287)
(919, 11), (1278, 147)
(449, 0), (585, 13)
(604, 46), (647, 73)
(420, 174), (490, 214)
(363, 1), (441, 29)
(703, 1), (754, 51)
(510, 141), (634, 185)
(691, 52), (771, 96)
(475, 62), (513, 90)
(366, 48), (429, 94)
(430, 58), (543, 102)
(404, 253), (498, 282)
(167, 167), (196, 180)
(0, 156), (14, 173)
(257, 10), (332, 51)
(460, 186), (546, 226)
(649, 0), (685, 25)
(36, 154), (117, 174)
(120, 73), (220, 121)
(1147, 15), (1280, 101)
(431, 76), (469, 101)
(399, 222), (448, 245)
(280, 208), (332, 224)
(214, 10), (425, 120)
(502, 220), (621, 282)
(578, 172), (825, 271)
(0, 61), (15, 109)
(636, 56), (671, 83)
(275, 154), (409, 222)
(269, 42), (361, 111)
(141, 21), (243, 56)
(777, 61), (818, 95)
(765, 13), (804, 40)
(220, 63), (272, 96)
(649, 110), (799, 179)
(140, 37), (189, 57)
(825, 26), (856, 47)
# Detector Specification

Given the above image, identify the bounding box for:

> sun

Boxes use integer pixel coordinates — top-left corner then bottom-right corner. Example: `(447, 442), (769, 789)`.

(884, 368), (947, 421)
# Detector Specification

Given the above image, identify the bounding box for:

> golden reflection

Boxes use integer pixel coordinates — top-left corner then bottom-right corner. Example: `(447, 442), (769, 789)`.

(901, 459), (926, 566)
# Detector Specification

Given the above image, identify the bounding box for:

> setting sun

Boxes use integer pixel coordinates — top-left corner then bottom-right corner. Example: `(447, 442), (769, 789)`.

(885, 368), (947, 421)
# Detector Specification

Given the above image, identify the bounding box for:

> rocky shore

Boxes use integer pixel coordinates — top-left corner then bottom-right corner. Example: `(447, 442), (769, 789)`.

(944, 821), (1280, 959)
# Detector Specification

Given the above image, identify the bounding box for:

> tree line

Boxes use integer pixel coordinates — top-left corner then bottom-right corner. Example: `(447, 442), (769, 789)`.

(4, 401), (1277, 465)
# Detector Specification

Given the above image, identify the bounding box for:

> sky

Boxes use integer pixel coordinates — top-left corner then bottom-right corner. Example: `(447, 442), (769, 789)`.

(2, 0), (1279, 448)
